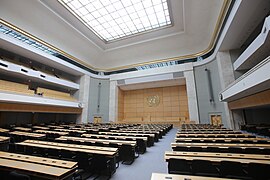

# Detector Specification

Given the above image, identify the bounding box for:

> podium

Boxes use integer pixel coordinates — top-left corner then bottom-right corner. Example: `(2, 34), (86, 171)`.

(94, 116), (102, 123)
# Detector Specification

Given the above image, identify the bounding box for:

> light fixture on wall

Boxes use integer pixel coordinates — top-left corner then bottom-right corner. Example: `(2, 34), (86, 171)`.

(97, 82), (101, 113)
(205, 68), (214, 103)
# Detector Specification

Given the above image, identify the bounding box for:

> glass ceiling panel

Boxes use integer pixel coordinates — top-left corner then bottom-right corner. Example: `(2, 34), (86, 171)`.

(58, 0), (172, 42)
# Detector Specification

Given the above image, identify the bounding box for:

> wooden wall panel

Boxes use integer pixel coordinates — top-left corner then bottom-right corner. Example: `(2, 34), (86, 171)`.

(228, 89), (270, 109)
(0, 102), (82, 114)
(121, 85), (189, 123)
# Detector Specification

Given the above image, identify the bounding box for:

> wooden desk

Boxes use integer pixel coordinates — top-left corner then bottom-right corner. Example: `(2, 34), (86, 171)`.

(47, 125), (64, 129)
(98, 132), (156, 138)
(165, 151), (270, 178)
(99, 131), (155, 146)
(56, 136), (137, 163)
(151, 173), (234, 180)
(0, 128), (9, 133)
(17, 140), (118, 176)
(171, 143), (270, 154)
(19, 140), (118, 155)
(34, 130), (69, 136)
(32, 126), (50, 130)
(9, 131), (46, 138)
(54, 129), (86, 134)
(175, 137), (270, 143)
(0, 136), (10, 151)
(13, 127), (32, 132)
(180, 128), (230, 130)
(177, 131), (242, 134)
(0, 151), (77, 180)
(57, 136), (136, 146)
(172, 142), (270, 148)
(111, 129), (161, 139)
(165, 151), (270, 161)
(0, 151), (77, 169)
(0, 136), (10, 143)
(176, 133), (254, 138)
(129, 129), (163, 138)
(82, 133), (147, 154)
(82, 134), (148, 141)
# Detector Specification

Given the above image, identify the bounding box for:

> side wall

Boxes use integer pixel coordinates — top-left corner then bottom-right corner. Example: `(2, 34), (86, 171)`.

(194, 59), (228, 127)
(88, 78), (110, 123)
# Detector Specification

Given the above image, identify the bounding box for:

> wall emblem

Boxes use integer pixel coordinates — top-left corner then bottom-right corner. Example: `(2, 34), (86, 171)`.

(147, 95), (160, 107)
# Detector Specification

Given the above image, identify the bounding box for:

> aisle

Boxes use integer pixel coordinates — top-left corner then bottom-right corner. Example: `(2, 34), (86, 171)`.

(109, 128), (178, 180)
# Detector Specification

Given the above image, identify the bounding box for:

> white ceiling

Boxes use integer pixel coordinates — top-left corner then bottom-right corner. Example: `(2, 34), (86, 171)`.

(219, 0), (270, 51)
(0, 0), (224, 71)
(119, 78), (186, 90)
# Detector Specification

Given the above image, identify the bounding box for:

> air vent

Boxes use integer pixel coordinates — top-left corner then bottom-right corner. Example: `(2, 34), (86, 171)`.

(173, 72), (184, 78)
(117, 80), (125, 85)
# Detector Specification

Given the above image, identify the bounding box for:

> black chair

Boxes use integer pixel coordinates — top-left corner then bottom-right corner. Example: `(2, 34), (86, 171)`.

(168, 159), (192, 175)
(61, 149), (76, 161)
(173, 146), (188, 151)
(8, 143), (16, 153)
(47, 148), (60, 158)
(192, 160), (220, 177)
(15, 144), (25, 154)
(95, 142), (105, 147)
(191, 139), (201, 143)
(24, 146), (34, 155)
(32, 147), (47, 157)
(76, 152), (93, 170)
(245, 148), (263, 154)
(8, 171), (31, 180)
(206, 147), (221, 153)
(220, 161), (248, 179)
(136, 139), (146, 154)
(119, 144), (135, 165)
(248, 163), (270, 179)
(189, 146), (203, 152)
(228, 147), (243, 153)
(215, 140), (225, 143)
(230, 139), (241, 143)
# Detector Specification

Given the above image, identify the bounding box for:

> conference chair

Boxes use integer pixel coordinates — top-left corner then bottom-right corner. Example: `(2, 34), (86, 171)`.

(248, 163), (270, 179)
(168, 159), (192, 175)
(220, 161), (249, 179)
(192, 160), (220, 177)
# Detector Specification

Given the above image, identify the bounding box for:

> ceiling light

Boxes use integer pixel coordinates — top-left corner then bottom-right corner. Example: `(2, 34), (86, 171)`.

(58, 0), (172, 42)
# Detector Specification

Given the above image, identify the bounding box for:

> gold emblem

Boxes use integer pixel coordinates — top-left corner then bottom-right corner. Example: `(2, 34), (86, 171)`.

(147, 95), (160, 107)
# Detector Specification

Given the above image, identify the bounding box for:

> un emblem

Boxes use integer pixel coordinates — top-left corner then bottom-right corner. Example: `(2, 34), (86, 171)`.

(147, 95), (160, 107)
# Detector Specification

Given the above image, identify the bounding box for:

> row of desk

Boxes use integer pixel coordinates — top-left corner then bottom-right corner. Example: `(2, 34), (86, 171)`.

(0, 123), (173, 179)
(165, 124), (270, 180)
(0, 151), (77, 180)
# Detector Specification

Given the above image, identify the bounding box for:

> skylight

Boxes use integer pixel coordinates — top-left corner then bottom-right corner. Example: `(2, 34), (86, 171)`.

(58, 0), (172, 42)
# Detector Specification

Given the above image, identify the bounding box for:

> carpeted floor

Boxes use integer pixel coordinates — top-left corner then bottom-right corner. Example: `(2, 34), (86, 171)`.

(108, 128), (178, 180)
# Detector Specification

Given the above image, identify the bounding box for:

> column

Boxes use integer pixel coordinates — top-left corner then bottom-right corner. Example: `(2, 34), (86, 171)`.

(109, 80), (118, 122)
(184, 67), (199, 123)
(216, 51), (235, 129)
(76, 75), (91, 124)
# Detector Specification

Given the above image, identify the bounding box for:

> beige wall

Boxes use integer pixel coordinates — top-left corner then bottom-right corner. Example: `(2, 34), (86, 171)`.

(118, 85), (189, 123)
